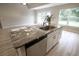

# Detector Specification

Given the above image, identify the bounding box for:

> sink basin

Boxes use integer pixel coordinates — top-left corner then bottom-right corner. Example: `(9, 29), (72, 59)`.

(39, 26), (56, 31)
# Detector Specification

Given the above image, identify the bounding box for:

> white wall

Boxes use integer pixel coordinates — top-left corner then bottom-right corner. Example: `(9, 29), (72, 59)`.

(0, 3), (79, 29)
(35, 3), (79, 27)
(0, 4), (35, 29)
(51, 3), (79, 27)
(35, 7), (52, 25)
(50, 3), (79, 33)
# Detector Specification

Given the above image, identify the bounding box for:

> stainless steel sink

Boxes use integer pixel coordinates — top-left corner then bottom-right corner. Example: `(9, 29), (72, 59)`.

(39, 26), (56, 31)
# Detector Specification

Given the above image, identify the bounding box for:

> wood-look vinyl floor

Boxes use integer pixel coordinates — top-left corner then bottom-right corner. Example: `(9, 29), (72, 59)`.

(47, 31), (79, 56)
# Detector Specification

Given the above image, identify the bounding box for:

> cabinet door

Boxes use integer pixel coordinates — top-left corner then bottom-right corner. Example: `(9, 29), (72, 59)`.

(47, 27), (63, 52)
(47, 31), (56, 52)
(27, 38), (47, 56)
(56, 27), (63, 41)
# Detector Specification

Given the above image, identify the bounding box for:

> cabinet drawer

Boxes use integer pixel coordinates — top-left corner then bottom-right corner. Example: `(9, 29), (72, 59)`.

(48, 32), (55, 38)
(47, 34), (57, 51)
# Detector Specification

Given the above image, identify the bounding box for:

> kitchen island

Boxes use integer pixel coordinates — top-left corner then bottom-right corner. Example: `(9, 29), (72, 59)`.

(11, 27), (47, 48)
(10, 26), (63, 56)
(10, 27), (47, 55)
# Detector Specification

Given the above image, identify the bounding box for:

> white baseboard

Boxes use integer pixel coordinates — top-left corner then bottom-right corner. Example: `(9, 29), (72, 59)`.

(63, 26), (79, 34)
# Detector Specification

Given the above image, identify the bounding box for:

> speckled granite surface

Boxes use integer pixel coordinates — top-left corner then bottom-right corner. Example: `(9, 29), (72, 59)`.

(0, 29), (17, 56)
(10, 25), (62, 48)
(10, 27), (47, 48)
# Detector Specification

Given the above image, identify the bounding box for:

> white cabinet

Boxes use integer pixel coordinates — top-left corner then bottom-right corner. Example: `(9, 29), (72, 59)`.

(26, 27), (63, 55)
(27, 38), (47, 56)
(47, 27), (63, 52)
(47, 31), (56, 52)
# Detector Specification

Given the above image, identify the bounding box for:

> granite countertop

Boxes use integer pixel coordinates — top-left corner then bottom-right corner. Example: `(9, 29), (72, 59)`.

(10, 25), (63, 48)
(10, 27), (47, 48)
(34, 25), (63, 34)
(45, 26), (63, 34)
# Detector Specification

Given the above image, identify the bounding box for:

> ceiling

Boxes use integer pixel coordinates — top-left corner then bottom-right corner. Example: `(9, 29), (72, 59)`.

(0, 3), (66, 10)
(29, 3), (66, 10)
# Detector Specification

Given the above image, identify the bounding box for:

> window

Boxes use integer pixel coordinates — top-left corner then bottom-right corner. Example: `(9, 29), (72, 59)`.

(37, 10), (51, 25)
(59, 7), (79, 27)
